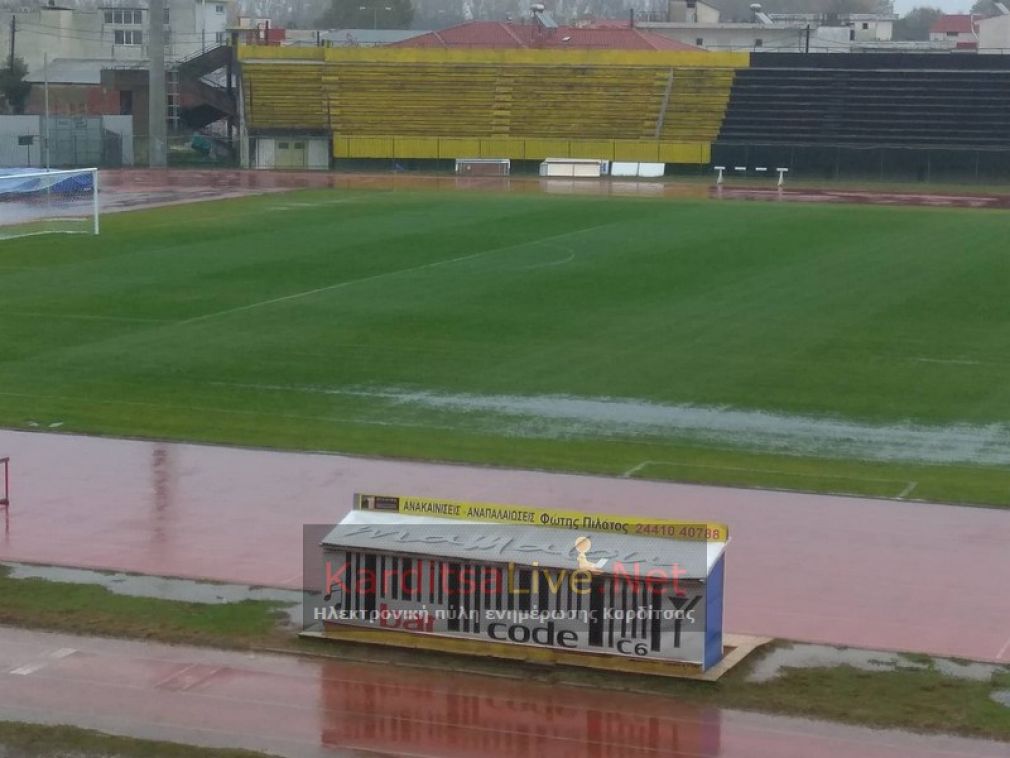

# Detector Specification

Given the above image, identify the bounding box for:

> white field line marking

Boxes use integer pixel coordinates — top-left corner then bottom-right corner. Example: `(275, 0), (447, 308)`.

(0, 311), (169, 324)
(623, 459), (907, 486)
(518, 240), (576, 270)
(912, 357), (981, 366)
(997, 636), (1010, 661)
(153, 662), (196, 689)
(621, 461), (652, 478)
(9, 662), (48, 676)
(9, 647), (77, 675)
(179, 223), (614, 326)
(896, 481), (918, 499)
(521, 250), (575, 270)
(269, 199), (358, 209)
(0, 389), (464, 434)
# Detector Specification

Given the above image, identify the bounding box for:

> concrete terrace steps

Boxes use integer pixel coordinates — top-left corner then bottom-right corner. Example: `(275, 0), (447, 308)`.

(243, 59), (739, 159)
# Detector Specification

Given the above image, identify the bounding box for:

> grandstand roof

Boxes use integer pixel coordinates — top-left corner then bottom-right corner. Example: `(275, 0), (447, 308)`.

(930, 14), (980, 34)
(392, 21), (701, 51)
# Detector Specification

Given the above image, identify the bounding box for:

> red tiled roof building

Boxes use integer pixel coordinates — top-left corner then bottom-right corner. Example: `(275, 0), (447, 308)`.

(393, 21), (701, 51)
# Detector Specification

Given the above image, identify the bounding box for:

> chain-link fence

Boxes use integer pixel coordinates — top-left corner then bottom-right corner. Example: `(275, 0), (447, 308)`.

(132, 134), (240, 168)
(0, 122), (238, 170)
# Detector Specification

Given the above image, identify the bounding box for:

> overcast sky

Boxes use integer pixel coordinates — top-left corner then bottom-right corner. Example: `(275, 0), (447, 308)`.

(892, 0), (975, 13)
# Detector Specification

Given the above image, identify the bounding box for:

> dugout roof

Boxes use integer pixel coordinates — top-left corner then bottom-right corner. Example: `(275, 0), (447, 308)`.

(323, 510), (726, 580)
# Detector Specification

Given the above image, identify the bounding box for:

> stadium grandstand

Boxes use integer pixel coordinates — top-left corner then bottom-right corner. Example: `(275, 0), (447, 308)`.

(238, 44), (1010, 177)
(240, 46), (745, 167)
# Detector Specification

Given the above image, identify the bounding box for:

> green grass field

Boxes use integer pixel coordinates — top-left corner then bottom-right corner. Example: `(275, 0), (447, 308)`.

(2, 187), (1009, 505)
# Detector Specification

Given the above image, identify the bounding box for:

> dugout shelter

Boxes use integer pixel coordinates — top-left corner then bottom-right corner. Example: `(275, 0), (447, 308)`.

(312, 494), (731, 677)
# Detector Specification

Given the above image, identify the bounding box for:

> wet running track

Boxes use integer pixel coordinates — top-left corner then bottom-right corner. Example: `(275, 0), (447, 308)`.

(97, 168), (1010, 211)
(1, 429), (1008, 664)
(1, 627), (1006, 758)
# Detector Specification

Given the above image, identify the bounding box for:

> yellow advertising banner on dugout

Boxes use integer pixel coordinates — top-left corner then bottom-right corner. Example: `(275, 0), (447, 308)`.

(355, 493), (728, 542)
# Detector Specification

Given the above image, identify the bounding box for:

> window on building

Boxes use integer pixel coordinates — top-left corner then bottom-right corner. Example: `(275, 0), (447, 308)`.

(946, 31), (958, 37)
(755, 38), (763, 47)
(215, 31), (226, 44)
(695, 37), (704, 46)
(114, 29), (143, 45)
(862, 22), (869, 30)
(106, 9), (143, 25)
(216, 3), (225, 13)
(849, 29), (855, 40)
(164, 8), (170, 23)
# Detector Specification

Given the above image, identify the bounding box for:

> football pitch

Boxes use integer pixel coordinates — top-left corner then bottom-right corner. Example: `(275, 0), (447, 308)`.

(2, 187), (1009, 506)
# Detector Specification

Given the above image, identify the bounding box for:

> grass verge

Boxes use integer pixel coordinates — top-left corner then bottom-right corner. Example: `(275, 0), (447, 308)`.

(0, 722), (276, 758)
(0, 566), (289, 649)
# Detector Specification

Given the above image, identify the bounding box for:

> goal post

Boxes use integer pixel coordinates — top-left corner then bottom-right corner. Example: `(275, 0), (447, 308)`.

(455, 158), (510, 176)
(0, 168), (100, 240)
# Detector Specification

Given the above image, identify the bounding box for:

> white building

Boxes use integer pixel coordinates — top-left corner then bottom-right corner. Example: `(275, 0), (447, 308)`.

(667, 0), (720, 24)
(928, 14), (980, 50)
(978, 7), (1010, 53)
(644, 8), (949, 53)
(642, 21), (852, 52)
(769, 13), (896, 42)
(2, 0), (235, 77)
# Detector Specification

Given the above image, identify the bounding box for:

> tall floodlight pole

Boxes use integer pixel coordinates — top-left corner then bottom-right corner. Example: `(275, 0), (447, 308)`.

(148, 0), (168, 167)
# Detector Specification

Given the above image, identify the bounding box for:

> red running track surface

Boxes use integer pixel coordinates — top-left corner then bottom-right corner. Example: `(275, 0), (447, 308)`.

(1, 627), (1005, 758)
(97, 168), (1010, 211)
(1, 430), (1008, 663)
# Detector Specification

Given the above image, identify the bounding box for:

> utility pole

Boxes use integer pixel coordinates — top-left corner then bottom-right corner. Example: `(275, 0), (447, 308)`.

(8, 15), (15, 71)
(44, 52), (50, 169)
(804, 24), (811, 54)
(148, 0), (167, 167)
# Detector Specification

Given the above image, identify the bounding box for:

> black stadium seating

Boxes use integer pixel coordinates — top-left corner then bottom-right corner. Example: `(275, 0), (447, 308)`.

(718, 54), (1010, 148)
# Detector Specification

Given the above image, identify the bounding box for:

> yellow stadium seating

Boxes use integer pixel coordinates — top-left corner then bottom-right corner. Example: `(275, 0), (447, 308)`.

(243, 63), (327, 130)
(239, 47), (748, 163)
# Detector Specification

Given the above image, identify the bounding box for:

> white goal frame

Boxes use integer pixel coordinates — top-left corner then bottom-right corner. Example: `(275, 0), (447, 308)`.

(0, 167), (100, 239)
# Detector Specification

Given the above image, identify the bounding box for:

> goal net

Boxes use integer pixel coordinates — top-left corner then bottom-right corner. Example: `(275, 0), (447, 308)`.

(0, 168), (99, 240)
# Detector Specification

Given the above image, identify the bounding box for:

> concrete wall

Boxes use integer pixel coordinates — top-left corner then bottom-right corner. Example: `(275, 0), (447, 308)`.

(0, 116), (43, 168)
(979, 15), (1010, 52)
(26, 85), (122, 118)
(254, 137), (329, 170)
(0, 115), (133, 168)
